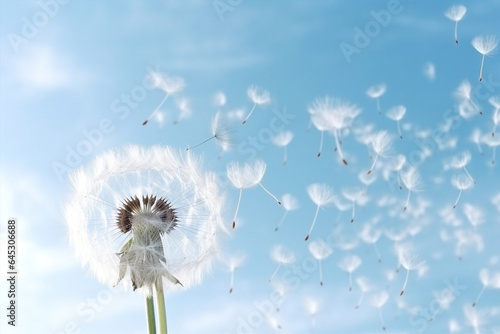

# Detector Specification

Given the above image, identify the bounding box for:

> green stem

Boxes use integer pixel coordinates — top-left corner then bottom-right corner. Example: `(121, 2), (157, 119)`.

(146, 295), (157, 334)
(156, 283), (168, 334)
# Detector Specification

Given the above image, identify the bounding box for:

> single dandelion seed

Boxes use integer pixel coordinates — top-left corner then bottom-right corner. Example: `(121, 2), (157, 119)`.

(64, 145), (225, 334)
(454, 80), (482, 115)
(342, 187), (368, 223)
(304, 297), (322, 329)
(386, 105), (407, 139)
(469, 128), (484, 155)
(483, 133), (500, 165)
(173, 97), (192, 125)
(451, 174), (474, 209)
(472, 268), (492, 307)
(423, 61), (436, 81)
(449, 150), (475, 184)
(370, 290), (389, 331)
(367, 130), (392, 175)
(338, 254), (362, 291)
(397, 248), (425, 296)
(269, 244), (295, 282)
(401, 167), (422, 211)
(272, 131), (294, 165)
(271, 281), (290, 312)
(305, 183), (334, 241)
(472, 35), (498, 82)
(187, 111), (233, 151)
(489, 96), (500, 136)
(429, 288), (456, 321)
(359, 224), (383, 263)
(308, 240), (333, 286)
(274, 193), (299, 231)
(243, 85), (271, 124)
(367, 83), (387, 114)
(212, 91), (226, 108)
(354, 276), (374, 309)
(463, 305), (484, 334)
(227, 159), (281, 229)
(226, 254), (246, 294)
(143, 72), (185, 125)
(444, 5), (466, 44)
(463, 203), (485, 229)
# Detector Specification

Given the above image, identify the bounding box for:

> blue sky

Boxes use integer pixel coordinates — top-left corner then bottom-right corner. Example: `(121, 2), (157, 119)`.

(1, 1), (500, 333)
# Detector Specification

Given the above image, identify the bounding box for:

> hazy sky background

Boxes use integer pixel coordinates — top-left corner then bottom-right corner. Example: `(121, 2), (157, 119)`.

(1, 1), (500, 333)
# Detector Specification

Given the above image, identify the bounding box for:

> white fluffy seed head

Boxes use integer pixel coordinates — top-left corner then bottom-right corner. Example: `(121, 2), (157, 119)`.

(472, 35), (498, 55)
(338, 254), (362, 273)
(270, 244), (296, 265)
(366, 83), (387, 99)
(451, 174), (474, 190)
(370, 290), (389, 308)
(64, 145), (225, 296)
(401, 167), (423, 191)
(226, 159), (266, 189)
(308, 240), (333, 260)
(272, 131), (294, 147)
(247, 85), (271, 105)
(307, 183), (334, 206)
(386, 105), (407, 121)
(444, 5), (466, 21)
(149, 71), (185, 95)
(281, 193), (299, 211)
(370, 130), (392, 156)
(211, 111), (234, 151)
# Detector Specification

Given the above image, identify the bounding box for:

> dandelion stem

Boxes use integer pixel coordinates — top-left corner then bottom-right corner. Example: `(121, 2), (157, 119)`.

(378, 307), (386, 331)
(349, 272), (353, 291)
(305, 205), (320, 241)
(463, 167), (476, 184)
(355, 292), (364, 309)
(376, 98), (381, 115)
(334, 129), (348, 165)
(319, 260), (323, 286)
(269, 263), (282, 282)
(351, 201), (355, 223)
(400, 269), (410, 296)
(155, 284), (168, 334)
(243, 103), (257, 124)
(144, 93), (170, 125)
(469, 98), (482, 115)
(318, 131), (324, 157)
(283, 146), (288, 165)
(187, 136), (215, 151)
(454, 21), (458, 44)
(232, 188), (243, 228)
(472, 285), (487, 307)
(229, 270), (234, 293)
(479, 54), (485, 82)
(275, 210), (289, 231)
(397, 120), (403, 139)
(453, 190), (463, 209)
(374, 243), (381, 263)
(404, 189), (411, 211)
(367, 153), (379, 175)
(145, 295), (157, 334)
(259, 183), (281, 204)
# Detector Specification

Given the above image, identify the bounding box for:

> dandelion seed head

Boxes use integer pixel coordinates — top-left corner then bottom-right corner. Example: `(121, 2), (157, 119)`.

(472, 35), (498, 55)
(270, 244), (296, 265)
(338, 254), (362, 273)
(226, 159), (266, 189)
(272, 131), (294, 147)
(370, 130), (393, 156)
(307, 183), (334, 206)
(444, 5), (466, 21)
(281, 193), (299, 211)
(247, 85), (271, 105)
(451, 174), (474, 190)
(149, 71), (185, 95)
(366, 83), (387, 99)
(308, 240), (333, 260)
(386, 105), (406, 121)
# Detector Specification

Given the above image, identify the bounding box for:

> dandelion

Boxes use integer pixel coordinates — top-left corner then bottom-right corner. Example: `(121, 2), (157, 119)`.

(304, 297), (322, 329)
(463, 203), (484, 228)
(483, 133), (500, 164)
(338, 254), (362, 291)
(354, 276), (374, 309)
(386, 105), (406, 139)
(305, 183), (334, 241)
(212, 91), (226, 107)
(342, 187), (368, 223)
(429, 288), (456, 321)
(143, 72), (185, 125)
(423, 61), (436, 81)
(359, 224), (383, 263)
(451, 174), (474, 208)
(308, 240), (333, 286)
(463, 305), (483, 334)
(366, 83), (387, 114)
(472, 35), (498, 81)
(469, 128), (484, 155)
(448, 150), (475, 184)
(272, 131), (294, 165)
(370, 290), (389, 331)
(401, 167), (422, 211)
(367, 130), (392, 175)
(274, 193), (299, 231)
(454, 80), (482, 115)
(227, 159), (281, 229)
(489, 96), (500, 136)
(226, 253), (246, 293)
(471, 268), (500, 307)
(397, 248), (425, 296)
(173, 97), (192, 125)
(64, 145), (224, 334)
(444, 5), (466, 44)
(187, 111), (233, 152)
(269, 244), (295, 282)
(243, 85), (271, 124)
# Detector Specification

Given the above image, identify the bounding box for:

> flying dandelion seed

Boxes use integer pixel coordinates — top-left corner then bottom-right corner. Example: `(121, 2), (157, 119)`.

(397, 247), (425, 296)
(489, 96), (500, 136)
(359, 224), (383, 263)
(354, 276), (374, 309)
(367, 130), (392, 175)
(305, 183), (334, 241)
(274, 193), (299, 231)
(269, 244), (295, 282)
(226, 254), (246, 294)
(308, 240), (333, 286)
(212, 91), (226, 108)
(423, 61), (436, 81)
(338, 254), (362, 291)
(370, 290), (389, 331)
(463, 203), (485, 229)
(272, 131), (294, 165)
(243, 85), (271, 124)
(429, 287), (456, 321)
(304, 297), (322, 329)
(64, 145), (225, 334)
(386, 105), (406, 139)
(226, 159), (281, 229)
(483, 133), (500, 164)
(454, 80), (482, 115)
(342, 187), (367, 223)
(401, 167), (422, 211)
(143, 72), (185, 125)
(472, 35), (498, 82)
(472, 268), (491, 307)
(463, 305), (484, 334)
(173, 97), (192, 125)
(444, 5), (466, 44)
(187, 111), (233, 152)
(366, 83), (387, 114)
(448, 150), (475, 184)
(271, 281), (290, 312)
(469, 128), (485, 155)
(451, 174), (474, 209)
